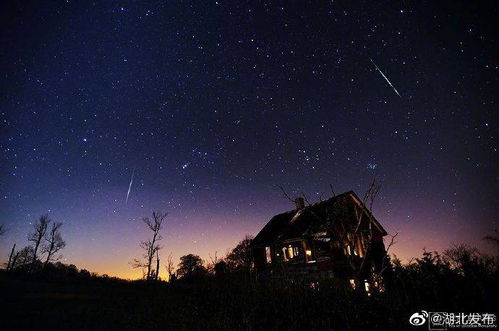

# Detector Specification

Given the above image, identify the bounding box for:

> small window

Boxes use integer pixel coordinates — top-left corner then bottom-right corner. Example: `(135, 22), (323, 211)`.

(282, 247), (288, 261)
(265, 247), (271, 263)
(287, 246), (294, 258)
(364, 280), (370, 293)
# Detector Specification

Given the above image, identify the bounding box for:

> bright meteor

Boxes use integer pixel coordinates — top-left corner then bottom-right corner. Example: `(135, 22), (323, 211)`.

(126, 169), (135, 204)
(370, 58), (401, 98)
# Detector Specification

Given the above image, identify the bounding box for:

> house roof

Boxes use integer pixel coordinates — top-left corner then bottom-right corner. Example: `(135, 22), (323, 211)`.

(252, 191), (387, 247)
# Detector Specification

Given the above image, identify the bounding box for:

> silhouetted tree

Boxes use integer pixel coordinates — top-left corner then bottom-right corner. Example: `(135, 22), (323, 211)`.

(66, 263), (79, 277)
(79, 269), (91, 279)
(42, 222), (66, 266)
(154, 251), (160, 280)
(206, 251), (220, 274)
(165, 253), (176, 282)
(177, 254), (206, 279)
(28, 215), (50, 271)
(443, 244), (495, 279)
(226, 235), (253, 272)
(10, 246), (35, 270)
(6, 243), (16, 270)
(131, 211), (167, 280)
(214, 260), (228, 276)
(0, 224), (6, 236)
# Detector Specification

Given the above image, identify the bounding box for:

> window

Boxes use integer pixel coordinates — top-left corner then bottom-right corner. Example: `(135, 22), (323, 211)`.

(281, 243), (302, 261)
(282, 247), (288, 261)
(287, 245), (294, 258)
(355, 236), (365, 257)
(265, 246), (271, 263)
(364, 280), (370, 294)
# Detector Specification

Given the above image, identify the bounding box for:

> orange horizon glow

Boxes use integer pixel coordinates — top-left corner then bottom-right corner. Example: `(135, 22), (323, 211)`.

(1, 188), (496, 280)
(48, 221), (496, 281)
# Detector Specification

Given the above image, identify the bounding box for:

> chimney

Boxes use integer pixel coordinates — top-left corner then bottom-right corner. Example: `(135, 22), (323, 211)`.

(294, 197), (305, 210)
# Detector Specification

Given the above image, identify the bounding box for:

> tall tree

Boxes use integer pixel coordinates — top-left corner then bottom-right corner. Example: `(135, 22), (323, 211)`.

(28, 215), (50, 271)
(42, 222), (66, 266)
(131, 211), (167, 280)
(6, 243), (16, 270)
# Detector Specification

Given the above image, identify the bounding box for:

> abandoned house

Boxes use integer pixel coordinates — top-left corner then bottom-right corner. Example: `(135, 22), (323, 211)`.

(252, 191), (388, 289)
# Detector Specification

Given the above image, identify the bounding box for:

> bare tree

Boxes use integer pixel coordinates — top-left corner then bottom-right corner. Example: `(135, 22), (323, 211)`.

(276, 179), (396, 288)
(0, 224), (6, 236)
(276, 185), (295, 203)
(28, 215), (50, 271)
(207, 251), (219, 273)
(42, 222), (66, 267)
(6, 243), (16, 270)
(325, 179), (385, 284)
(373, 232), (399, 284)
(333, 179), (398, 288)
(165, 253), (176, 282)
(131, 211), (167, 280)
(10, 246), (34, 270)
(154, 251), (160, 281)
(298, 192), (311, 206)
(352, 179), (382, 272)
(329, 184), (336, 197)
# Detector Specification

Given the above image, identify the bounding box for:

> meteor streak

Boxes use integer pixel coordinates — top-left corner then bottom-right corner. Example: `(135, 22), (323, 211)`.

(370, 58), (401, 98)
(126, 169), (135, 204)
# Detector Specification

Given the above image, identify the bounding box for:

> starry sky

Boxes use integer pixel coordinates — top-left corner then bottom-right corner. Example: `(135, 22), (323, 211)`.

(1, 0), (497, 279)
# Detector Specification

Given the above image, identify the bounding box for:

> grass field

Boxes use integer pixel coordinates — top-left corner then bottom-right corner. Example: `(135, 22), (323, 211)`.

(0, 274), (413, 331)
(1, 250), (496, 331)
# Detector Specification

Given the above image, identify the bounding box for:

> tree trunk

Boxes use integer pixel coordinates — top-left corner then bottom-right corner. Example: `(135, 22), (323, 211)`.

(44, 243), (54, 267)
(146, 247), (153, 280)
(10, 253), (19, 271)
(30, 241), (41, 272)
(155, 257), (160, 281)
(7, 244), (16, 271)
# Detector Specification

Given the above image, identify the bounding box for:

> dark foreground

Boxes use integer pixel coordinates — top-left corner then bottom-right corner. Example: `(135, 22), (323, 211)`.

(0, 266), (497, 331)
(0, 275), (398, 331)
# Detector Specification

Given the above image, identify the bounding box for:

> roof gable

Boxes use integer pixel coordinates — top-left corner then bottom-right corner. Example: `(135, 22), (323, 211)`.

(253, 191), (387, 246)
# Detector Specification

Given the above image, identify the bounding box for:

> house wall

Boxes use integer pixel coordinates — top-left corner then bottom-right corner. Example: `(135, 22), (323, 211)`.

(252, 192), (388, 283)
(252, 247), (267, 270)
(253, 228), (387, 282)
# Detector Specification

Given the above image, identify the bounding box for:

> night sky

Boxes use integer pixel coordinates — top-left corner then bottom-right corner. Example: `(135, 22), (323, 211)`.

(1, 1), (497, 279)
